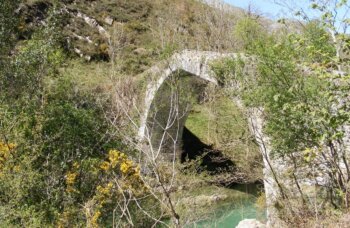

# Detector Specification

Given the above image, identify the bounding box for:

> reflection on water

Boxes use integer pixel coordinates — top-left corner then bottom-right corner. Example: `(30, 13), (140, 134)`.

(187, 183), (266, 228)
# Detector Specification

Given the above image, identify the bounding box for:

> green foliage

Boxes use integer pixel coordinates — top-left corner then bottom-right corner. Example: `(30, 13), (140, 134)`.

(0, 4), (163, 225)
(159, 43), (179, 60)
(211, 58), (243, 87)
(298, 21), (336, 64)
(1, 8), (64, 102)
(1, 73), (120, 225)
(0, 0), (20, 57)
(214, 4), (350, 216)
(0, 6), (125, 226)
(233, 16), (267, 51)
(218, 24), (347, 156)
(246, 27), (348, 157)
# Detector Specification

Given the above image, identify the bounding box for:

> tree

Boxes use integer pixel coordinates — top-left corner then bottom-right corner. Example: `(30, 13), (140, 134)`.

(0, 7), (122, 226)
(0, 0), (20, 57)
(221, 0), (350, 224)
(275, 0), (350, 70)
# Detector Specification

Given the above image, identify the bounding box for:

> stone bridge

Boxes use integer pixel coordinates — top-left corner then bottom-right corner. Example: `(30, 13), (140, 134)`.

(137, 50), (278, 224)
(136, 50), (350, 227)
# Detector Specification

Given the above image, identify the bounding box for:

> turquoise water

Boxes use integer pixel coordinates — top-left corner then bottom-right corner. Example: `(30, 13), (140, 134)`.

(187, 184), (266, 228)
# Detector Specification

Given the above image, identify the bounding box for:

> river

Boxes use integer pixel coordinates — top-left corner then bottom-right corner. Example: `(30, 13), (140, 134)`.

(187, 183), (266, 228)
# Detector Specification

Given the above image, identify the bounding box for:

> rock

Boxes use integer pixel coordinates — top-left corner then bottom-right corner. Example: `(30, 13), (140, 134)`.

(66, 9), (110, 39)
(236, 219), (266, 228)
(181, 193), (228, 207)
(133, 47), (148, 56)
(210, 194), (228, 202)
(104, 16), (114, 26)
(339, 213), (350, 224)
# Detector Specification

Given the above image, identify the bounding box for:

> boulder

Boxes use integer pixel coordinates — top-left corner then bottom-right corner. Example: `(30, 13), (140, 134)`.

(236, 219), (266, 228)
(104, 16), (114, 26)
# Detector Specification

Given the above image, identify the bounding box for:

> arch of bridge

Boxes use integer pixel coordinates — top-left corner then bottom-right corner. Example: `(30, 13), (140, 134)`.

(138, 50), (240, 141)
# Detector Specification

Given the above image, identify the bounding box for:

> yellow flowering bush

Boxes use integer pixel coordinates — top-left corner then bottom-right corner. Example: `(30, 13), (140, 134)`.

(87, 150), (147, 226)
(96, 182), (113, 196)
(0, 141), (16, 175)
(100, 161), (109, 171)
(87, 182), (114, 227)
(91, 210), (101, 227)
(65, 162), (80, 193)
(66, 172), (77, 185)
(98, 150), (145, 195)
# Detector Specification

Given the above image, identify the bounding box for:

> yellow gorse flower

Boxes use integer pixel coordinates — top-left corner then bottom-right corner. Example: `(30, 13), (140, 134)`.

(66, 172), (77, 185)
(98, 149), (146, 195)
(120, 160), (133, 173)
(101, 150), (137, 175)
(65, 162), (81, 193)
(97, 182), (113, 196)
(0, 141), (16, 175)
(91, 210), (101, 228)
(108, 150), (127, 168)
(100, 161), (110, 171)
(89, 150), (147, 226)
(0, 142), (15, 160)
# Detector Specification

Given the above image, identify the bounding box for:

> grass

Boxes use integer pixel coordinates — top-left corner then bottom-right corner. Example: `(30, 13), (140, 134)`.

(185, 92), (263, 181)
(186, 95), (250, 146)
(58, 60), (114, 92)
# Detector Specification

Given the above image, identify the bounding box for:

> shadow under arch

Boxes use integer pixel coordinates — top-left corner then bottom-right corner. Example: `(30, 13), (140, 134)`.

(181, 126), (235, 173)
(145, 69), (209, 161)
(145, 69), (236, 175)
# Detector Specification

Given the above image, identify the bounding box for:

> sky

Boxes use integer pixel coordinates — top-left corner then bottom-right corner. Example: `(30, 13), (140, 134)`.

(223, 0), (349, 33)
(224, 0), (284, 18)
(223, 0), (310, 19)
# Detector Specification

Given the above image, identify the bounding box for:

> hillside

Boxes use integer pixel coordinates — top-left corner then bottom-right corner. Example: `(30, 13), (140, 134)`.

(18, 0), (246, 74)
